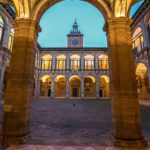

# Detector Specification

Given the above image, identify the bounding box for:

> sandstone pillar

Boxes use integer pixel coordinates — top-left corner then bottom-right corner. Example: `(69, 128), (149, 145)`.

(0, 66), (6, 99)
(52, 55), (56, 70)
(51, 76), (54, 97)
(95, 56), (99, 70)
(66, 75), (69, 98)
(107, 18), (147, 148)
(66, 54), (70, 70)
(34, 73), (39, 98)
(81, 54), (84, 71)
(81, 75), (84, 98)
(1, 19), (38, 145)
(96, 76), (99, 98)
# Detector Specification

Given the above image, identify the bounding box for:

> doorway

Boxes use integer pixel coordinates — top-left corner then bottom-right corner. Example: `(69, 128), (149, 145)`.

(72, 87), (78, 97)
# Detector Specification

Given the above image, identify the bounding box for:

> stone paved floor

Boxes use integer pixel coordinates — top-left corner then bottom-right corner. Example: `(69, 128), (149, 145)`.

(28, 99), (112, 146)
(4, 145), (150, 150)
(0, 99), (150, 149)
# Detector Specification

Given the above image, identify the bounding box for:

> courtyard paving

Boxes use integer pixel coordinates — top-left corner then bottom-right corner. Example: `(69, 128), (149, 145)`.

(0, 99), (150, 149)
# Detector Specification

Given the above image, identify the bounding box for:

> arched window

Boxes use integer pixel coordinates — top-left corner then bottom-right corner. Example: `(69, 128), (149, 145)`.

(56, 54), (66, 70)
(70, 54), (80, 70)
(41, 54), (52, 69)
(84, 54), (94, 70)
(8, 29), (14, 51)
(0, 14), (4, 43)
(132, 27), (144, 53)
(98, 54), (109, 70)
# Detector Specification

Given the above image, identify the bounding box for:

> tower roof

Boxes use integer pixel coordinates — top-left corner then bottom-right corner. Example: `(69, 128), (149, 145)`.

(67, 19), (83, 37)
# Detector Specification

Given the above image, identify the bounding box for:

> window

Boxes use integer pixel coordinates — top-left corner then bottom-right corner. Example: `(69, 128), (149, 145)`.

(98, 54), (109, 70)
(56, 54), (66, 70)
(84, 55), (94, 70)
(35, 53), (38, 68)
(41, 54), (52, 69)
(70, 54), (80, 70)
(8, 29), (14, 51)
(132, 27), (144, 53)
(0, 14), (4, 43)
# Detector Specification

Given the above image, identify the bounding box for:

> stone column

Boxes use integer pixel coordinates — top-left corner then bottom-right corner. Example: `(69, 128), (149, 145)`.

(95, 56), (99, 70)
(141, 78), (145, 96)
(52, 55), (56, 70)
(96, 76), (99, 98)
(66, 75), (69, 98)
(37, 77), (41, 97)
(81, 75), (84, 98)
(81, 54), (84, 70)
(34, 73), (38, 98)
(66, 54), (70, 70)
(0, 66), (6, 99)
(51, 76), (54, 97)
(1, 19), (38, 144)
(107, 18), (147, 148)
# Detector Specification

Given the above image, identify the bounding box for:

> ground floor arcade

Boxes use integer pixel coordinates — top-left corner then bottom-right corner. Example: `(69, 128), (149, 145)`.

(35, 74), (110, 98)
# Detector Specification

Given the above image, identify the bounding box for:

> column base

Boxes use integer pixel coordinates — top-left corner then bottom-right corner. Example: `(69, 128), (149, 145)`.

(114, 138), (148, 148)
(0, 132), (29, 145)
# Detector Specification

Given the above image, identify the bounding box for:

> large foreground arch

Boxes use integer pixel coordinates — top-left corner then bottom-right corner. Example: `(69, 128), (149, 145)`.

(31, 0), (113, 22)
(0, 0), (148, 148)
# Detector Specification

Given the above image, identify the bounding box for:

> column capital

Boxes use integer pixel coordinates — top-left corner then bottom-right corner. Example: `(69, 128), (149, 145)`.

(105, 17), (133, 32)
(12, 19), (40, 35)
(107, 17), (133, 23)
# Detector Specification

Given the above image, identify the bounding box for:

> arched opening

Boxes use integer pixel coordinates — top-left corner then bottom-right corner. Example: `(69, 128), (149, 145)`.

(54, 75), (66, 97)
(98, 54), (109, 70)
(0, 0), (147, 147)
(8, 28), (14, 51)
(70, 54), (80, 70)
(99, 75), (110, 98)
(69, 75), (81, 97)
(56, 54), (66, 70)
(40, 75), (51, 97)
(0, 13), (4, 43)
(41, 54), (52, 70)
(132, 27), (144, 53)
(84, 54), (94, 70)
(84, 75), (95, 97)
(136, 63), (149, 99)
(32, 0), (112, 23)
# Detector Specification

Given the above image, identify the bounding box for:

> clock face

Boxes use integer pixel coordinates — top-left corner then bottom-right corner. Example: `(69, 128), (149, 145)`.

(72, 39), (79, 45)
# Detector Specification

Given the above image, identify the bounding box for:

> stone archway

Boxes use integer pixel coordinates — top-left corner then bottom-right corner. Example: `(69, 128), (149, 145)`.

(99, 75), (110, 98)
(40, 75), (51, 97)
(84, 76), (96, 97)
(69, 75), (81, 97)
(0, 0), (148, 148)
(136, 63), (149, 99)
(54, 75), (66, 97)
(31, 0), (113, 23)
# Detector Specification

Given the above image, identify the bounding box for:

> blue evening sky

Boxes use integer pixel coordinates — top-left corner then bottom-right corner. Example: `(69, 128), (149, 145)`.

(38, 0), (144, 48)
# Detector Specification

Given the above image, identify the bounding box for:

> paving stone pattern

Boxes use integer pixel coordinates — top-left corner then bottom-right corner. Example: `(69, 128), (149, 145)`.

(0, 99), (150, 149)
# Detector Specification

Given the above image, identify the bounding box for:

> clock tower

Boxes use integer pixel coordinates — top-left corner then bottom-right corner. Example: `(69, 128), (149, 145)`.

(67, 19), (83, 48)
